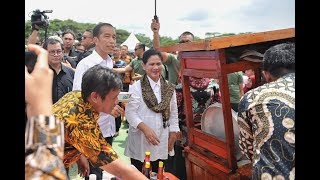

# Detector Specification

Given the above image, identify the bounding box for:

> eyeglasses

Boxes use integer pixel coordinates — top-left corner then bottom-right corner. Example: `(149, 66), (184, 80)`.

(48, 50), (63, 56)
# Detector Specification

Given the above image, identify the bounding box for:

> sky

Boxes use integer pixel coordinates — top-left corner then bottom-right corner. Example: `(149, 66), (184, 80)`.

(25, 0), (295, 39)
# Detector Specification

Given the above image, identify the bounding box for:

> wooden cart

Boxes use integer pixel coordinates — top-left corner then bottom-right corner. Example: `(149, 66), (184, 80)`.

(158, 28), (295, 180)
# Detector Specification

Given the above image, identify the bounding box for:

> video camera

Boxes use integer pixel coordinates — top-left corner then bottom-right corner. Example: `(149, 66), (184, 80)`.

(31, 9), (53, 28)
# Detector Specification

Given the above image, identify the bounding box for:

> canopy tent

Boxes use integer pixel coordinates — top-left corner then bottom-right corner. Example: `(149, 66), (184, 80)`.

(121, 32), (149, 52)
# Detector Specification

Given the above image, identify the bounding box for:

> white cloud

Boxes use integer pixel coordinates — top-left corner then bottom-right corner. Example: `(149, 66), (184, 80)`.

(25, 0), (294, 39)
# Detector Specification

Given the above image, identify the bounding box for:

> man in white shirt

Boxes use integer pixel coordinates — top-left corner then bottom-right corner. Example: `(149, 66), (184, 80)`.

(72, 22), (124, 180)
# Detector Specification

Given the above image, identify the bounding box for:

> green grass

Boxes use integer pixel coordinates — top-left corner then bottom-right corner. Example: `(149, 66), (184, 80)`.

(112, 121), (131, 164)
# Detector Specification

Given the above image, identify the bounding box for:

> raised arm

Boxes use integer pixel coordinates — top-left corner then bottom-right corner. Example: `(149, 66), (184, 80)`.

(27, 24), (41, 45)
(25, 44), (53, 117)
(151, 18), (169, 63)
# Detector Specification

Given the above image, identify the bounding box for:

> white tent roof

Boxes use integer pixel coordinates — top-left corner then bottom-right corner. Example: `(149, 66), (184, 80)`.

(121, 32), (149, 52)
(121, 32), (140, 52)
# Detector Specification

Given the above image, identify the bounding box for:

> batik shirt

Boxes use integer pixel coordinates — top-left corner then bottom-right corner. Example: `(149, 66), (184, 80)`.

(52, 91), (118, 168)
(237, 73), (295, 180)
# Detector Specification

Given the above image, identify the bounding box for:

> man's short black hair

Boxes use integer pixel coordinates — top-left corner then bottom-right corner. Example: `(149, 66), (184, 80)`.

(179, 31), (194, 40)
(136, 43), (146, 51)
(92, 23), (114, 38)
(262, 42), (295, 78)
(62, 29), (76, 39)
(81, 65), (122, 102)
(42, 38), (63, 50)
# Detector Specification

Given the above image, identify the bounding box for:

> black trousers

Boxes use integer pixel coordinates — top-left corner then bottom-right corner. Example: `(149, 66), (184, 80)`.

(84, 136), (113, 180)
(122, 83), (129, 92)
(166, 141), (186, 180)
(115, 117), (121, 133)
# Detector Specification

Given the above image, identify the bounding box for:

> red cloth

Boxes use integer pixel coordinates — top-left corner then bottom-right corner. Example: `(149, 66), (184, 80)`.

(243, 75), (255, 93)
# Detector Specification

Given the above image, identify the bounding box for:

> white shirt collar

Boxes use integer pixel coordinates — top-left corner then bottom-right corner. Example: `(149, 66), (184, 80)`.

(91, 50), (113, 66)
(147, 76), (161, 90)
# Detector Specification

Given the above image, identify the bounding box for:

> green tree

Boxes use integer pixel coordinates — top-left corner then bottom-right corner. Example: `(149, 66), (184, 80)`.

(135, 33), (152, 48)
(25, 19), (96, 42)
(25, 18), (245, 46)
(217, 33), (236, 37)
(159, 36), (177, 46)
(194, 36), (201, 41)
(238, 32), (252, 35)
(116, 29), (130, 45)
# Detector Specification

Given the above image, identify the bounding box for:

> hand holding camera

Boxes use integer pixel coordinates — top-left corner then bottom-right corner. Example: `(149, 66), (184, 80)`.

(32, 24), (40, 31)
(30, 9), (53, 30)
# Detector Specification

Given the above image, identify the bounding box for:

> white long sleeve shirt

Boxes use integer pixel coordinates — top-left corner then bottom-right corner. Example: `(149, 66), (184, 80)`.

(72, 50), (116, 137)
(72, 50), (113, 91)
(124, 76), (180, 162)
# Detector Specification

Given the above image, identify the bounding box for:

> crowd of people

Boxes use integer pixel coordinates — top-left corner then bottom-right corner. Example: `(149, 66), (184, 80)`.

(25, 17), (295, 180)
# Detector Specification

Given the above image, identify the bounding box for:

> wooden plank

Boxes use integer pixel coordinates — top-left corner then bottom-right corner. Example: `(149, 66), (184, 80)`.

(179, 51), (219, 59)
(207, 28), (295, 50)
(158, 40), (207, 52)
(193, 136), (227, 159)
(182, 69), (220, 79)
(218, 68), (238, 171)
(157, 28), (294, 52)
(191, 128), (226, 149)
(184, 58), (219, 71)
(221, 60), (262, 74)
(185, 147), (232, 174)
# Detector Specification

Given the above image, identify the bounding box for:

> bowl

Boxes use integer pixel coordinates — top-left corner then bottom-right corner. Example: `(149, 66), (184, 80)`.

(201, 102), (242, 160)
(118, 92), (132, 102)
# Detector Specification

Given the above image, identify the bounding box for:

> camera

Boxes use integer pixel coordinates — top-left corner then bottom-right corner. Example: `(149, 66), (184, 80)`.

(31, 9), (53, 28)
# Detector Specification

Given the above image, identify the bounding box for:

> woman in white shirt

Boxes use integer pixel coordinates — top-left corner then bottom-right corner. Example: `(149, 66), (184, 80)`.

(124, 49), (180, 173)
